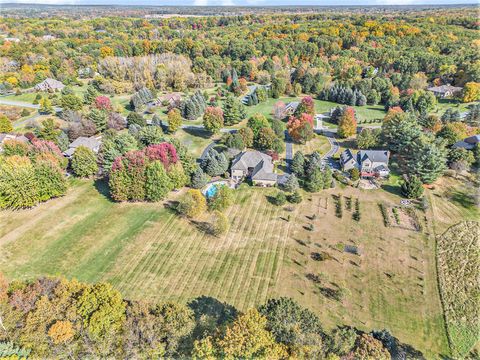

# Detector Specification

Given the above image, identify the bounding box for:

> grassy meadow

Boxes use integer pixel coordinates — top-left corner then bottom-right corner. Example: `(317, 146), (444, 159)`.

(0, 178), (457, 358)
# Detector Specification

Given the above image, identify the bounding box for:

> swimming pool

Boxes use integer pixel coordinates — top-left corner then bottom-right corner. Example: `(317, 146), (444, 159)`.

(205, 184), (219, 198)
(203, 181), (228, 199)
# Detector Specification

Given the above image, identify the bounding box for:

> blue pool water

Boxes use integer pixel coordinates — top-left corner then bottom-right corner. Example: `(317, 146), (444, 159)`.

(205, 184), (219, 198)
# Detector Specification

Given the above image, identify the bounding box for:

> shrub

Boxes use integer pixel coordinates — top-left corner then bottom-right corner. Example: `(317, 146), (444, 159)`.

(210, 210), (229, 236)
(378, 203), (390, 227)
(208, 185), (234, 212)
(71, 146), (98, 178)
(349, 168), (360, 181)
(177, 189), (207, 218)
(401, 175), (424, 199)
(271, 191), (287, 206)
(145, 161), (174, 201)
(334, 194), (343, 218)
(288, 190), (303, 204)
(0, 115), (13, 133)
(353, 198), (361, 221)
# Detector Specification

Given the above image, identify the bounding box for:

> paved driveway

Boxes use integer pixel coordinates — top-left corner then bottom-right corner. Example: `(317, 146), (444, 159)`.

(284, 130), (293, 173)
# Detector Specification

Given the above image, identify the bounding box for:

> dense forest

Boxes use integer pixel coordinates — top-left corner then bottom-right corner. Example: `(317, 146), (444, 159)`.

(0, 274), (425, 359)
(1, 7), (479, 95)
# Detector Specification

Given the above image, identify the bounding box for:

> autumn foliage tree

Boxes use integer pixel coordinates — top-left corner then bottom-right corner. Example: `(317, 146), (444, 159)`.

(338, 107), (357, 138)
(203, 106), (224, 134)
(167, 108), (182, 133)
(109, 143), (182, 202)
(0, 139), (67, 209)
(287, 113), (314, 144)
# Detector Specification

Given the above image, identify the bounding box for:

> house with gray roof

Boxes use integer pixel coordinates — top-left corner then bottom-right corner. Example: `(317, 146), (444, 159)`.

(453, 134), (480, 150)
(34, 78), (65, 92)
(0, 133), (29, 152)
(340, 149), (390, 178)
(63, 136), (101, 158)
(285, 101), (300, 116)
(427, 84), (462, 98)
(231, 150), (277, 186)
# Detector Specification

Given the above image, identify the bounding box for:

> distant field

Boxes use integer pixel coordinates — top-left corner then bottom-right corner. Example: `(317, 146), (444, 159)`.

(0, 178), (452, 357)
(244, 96), (386, 125)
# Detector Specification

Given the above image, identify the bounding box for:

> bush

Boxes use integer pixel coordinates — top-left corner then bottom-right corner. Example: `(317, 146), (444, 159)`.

(71, 146), (98, 178)
(208, 185), (234, 212)
(271, 191), (287, 206)
(334, 194), (343, 218)
(190, 166), (209, 189)
(378, 203), (390, 227)
(401, 175), (424, 199)
(210, 210), (229, 236)
(392, 207), (400, 225)
(352, 198), (361, 221)
(177, 189), (207, 218)
(349, 168), (360, 181)
(127, 112), (146, 127)
(288, 190), (303, 204)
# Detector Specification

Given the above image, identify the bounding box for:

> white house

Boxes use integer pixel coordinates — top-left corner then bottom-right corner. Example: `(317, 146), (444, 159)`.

(340, 149), (390, 178)
(34, 78), (65, 92)
(427, 84), (462, 98)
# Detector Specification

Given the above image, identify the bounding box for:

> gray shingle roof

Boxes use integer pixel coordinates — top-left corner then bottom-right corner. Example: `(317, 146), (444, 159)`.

(357, 150), (389, 164)
(427, 85), (462, 94)
(340, 149), (355, 164)
(231, 150), (277, 181)
(63, 136), (101, 157)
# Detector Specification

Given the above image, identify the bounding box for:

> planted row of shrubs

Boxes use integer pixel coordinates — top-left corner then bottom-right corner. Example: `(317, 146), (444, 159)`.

(378, 203), (390, 227)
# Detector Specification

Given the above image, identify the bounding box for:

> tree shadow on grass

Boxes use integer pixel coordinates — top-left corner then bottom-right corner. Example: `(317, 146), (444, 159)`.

(189, 219), (214, 235)
(182, 126), (213, 139)
(448, 189), (476, 209)
(163, 200), (179, 214)
(381, 184), (402, 197)
(94, 178), (113, 201)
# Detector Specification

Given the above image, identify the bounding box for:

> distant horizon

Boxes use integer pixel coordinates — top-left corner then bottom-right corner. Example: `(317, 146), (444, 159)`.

(1, 1), (478, 6)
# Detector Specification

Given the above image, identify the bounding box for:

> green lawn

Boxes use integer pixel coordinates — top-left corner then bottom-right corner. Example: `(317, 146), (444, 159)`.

(431, 98), (475, 115)
(0, 179), (451, 357)
(243, 96), (386, 126)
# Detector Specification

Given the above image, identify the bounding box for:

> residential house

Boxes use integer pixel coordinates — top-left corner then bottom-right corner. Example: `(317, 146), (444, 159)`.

(427, 84), (462, 98)
(285, 101), (299, 116)
(0, 133), (29, 152)
(453, 134), (480, 150)
(4, 37), (20, 43)
(161, 93), (182, 109)
(231, 150), (277, 186)
(41, 35), (56, 41)
(34, 78), (65, 92)
(63, 136), (101, 158)
(241, 84), (271, 105)
(340, 149), (357, 172)
(340, 149), (390, 178)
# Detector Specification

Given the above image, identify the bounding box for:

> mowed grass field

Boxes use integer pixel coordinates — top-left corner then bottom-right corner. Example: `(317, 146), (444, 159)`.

(0, 180), (294, 311)
(0, 178), (453, 357)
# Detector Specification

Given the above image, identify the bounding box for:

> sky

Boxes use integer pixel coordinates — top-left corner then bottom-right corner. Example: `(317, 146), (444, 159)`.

(0, 0), (478, 5)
